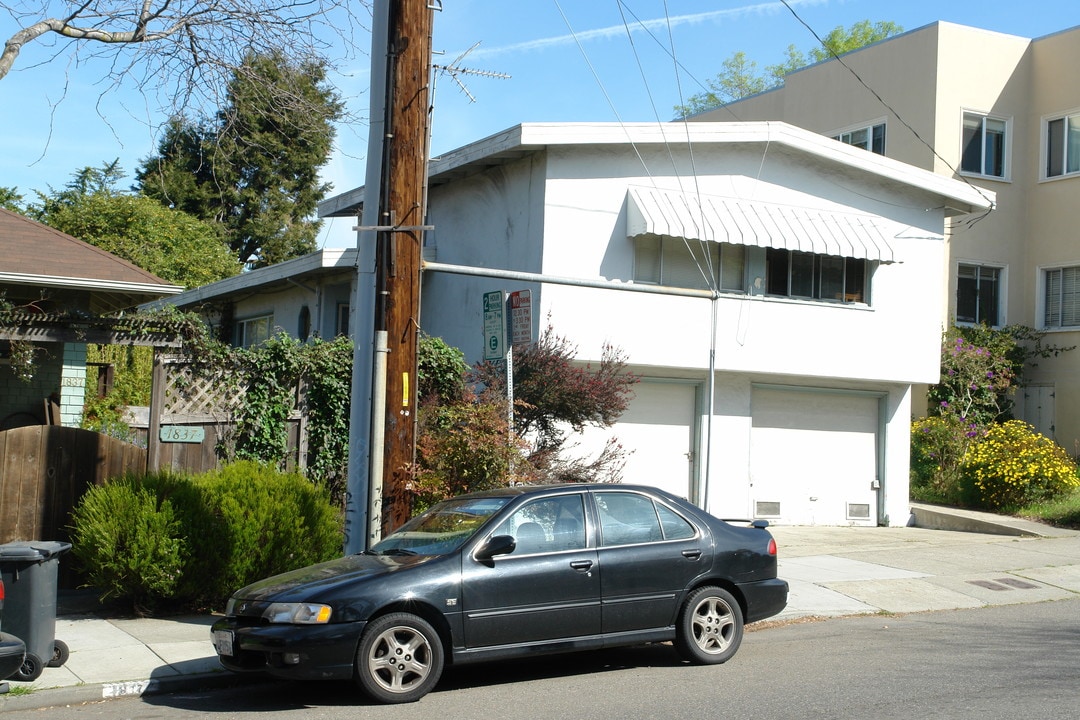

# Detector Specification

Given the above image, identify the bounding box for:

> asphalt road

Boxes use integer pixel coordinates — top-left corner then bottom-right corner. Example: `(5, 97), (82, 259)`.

(9, 597), (1080, 720)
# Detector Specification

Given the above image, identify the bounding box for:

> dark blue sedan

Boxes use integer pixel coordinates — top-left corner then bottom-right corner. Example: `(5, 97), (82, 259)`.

(211, 483), (788, 703)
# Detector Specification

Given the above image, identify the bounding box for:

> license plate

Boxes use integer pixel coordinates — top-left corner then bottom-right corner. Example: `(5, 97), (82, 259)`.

(213, 630), (234, 656)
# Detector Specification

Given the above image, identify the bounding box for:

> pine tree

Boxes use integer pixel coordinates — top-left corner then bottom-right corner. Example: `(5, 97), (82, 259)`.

(137, 51), (344, 267)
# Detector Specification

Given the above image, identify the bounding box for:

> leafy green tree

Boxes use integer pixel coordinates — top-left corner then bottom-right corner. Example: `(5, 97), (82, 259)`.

(810, 20), (905, 62)
(0, 186), (23, 213)
(675, 20), (903, 117)
(418, 333), (469, 404)
(31, 163), (240, 288)
(136, 51), (344, 267)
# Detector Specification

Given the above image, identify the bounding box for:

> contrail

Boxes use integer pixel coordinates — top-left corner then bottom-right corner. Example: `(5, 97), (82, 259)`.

(456, 0), (828, 59)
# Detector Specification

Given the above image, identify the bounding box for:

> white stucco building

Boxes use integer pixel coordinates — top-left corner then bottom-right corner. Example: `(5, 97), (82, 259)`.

(316, 121), (991, 526)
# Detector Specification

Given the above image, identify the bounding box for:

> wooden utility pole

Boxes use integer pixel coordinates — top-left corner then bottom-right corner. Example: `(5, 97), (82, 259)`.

(376, 0), (433, 533)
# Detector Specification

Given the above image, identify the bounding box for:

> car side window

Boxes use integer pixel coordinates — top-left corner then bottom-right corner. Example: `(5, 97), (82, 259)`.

(596, 492), (663, 546)
(493, 494), (587, 555)
(656, 503), (696, 540)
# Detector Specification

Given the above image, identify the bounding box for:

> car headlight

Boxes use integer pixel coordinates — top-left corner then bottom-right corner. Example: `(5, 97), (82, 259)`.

(262, 602), (333, 624)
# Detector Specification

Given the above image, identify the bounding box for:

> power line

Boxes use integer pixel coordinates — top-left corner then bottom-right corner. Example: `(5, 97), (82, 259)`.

(778, 0), (996, 220)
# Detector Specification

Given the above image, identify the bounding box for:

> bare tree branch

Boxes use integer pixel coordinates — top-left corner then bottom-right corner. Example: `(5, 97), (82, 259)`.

(2, 1), (370, 126)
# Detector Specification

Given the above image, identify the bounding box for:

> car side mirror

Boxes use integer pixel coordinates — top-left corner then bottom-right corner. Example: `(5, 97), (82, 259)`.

(475, 534), (516, 561)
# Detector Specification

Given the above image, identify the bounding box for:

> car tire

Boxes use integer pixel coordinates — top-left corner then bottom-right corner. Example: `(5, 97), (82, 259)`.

(674, 586), (744, 665)
(14, 652), (45, 682)
(48, 640), (70, 668)
(355, 613), (444, 704)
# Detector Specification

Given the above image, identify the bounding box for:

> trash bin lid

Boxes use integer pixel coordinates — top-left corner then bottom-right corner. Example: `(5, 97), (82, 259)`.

(0, 541), (72, 562)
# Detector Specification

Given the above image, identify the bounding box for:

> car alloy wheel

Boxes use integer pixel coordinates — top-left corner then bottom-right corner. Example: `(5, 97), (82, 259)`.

(675, 586), (744, 664)
(356, 613), (444, 704)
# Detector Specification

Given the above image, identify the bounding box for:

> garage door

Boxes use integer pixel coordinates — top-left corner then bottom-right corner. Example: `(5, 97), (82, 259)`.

(574, 381), (697, 499)
(750, 388), (879, 526)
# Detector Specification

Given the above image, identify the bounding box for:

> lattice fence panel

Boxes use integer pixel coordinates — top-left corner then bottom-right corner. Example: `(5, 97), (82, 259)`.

(161, 360), (248, 420)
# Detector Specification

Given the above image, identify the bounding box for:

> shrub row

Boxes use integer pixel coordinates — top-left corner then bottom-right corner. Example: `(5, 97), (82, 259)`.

(911, 418), (1079, 511)
(70, 460), (342, 614)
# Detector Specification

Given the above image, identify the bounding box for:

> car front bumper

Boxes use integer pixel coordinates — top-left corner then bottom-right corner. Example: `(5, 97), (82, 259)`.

(738, 577), (789, 624)
(211, 617), (367, 681)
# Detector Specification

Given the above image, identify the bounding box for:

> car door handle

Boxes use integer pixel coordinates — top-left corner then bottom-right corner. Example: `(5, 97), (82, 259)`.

(682, 549), (702, 560)
(570, 560), (594, 571)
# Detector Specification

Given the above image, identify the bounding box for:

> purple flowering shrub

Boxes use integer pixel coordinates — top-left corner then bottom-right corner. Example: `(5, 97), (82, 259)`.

(915, 324), (1076, 507)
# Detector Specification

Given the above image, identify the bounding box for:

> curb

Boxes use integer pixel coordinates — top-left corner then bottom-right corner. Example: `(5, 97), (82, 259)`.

(0, 670), (269, 712)
(909, 502), (1076, 538)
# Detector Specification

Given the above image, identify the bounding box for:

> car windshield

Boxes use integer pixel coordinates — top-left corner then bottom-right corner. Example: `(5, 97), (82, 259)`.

(369, 495), (512, 556)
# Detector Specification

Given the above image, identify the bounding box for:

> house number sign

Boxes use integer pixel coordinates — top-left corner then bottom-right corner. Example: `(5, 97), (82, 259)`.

(159, 426), (206, 443)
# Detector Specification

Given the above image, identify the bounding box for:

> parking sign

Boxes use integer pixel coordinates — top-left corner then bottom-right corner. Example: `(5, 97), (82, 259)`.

(483, 291), (505, 360)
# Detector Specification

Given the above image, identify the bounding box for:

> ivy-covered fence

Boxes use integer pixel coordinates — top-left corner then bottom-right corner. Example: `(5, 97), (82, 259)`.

(147, 334), (352, 505)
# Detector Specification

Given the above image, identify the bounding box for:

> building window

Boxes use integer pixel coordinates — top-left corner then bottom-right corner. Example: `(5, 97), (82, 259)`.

(1043, 266), (1080, 328)
(961, 112), (1006, 178)
(956, 264), (1001, 326)
(1045, 111), (1080, 178)
(235, 315), (273, 347)
(765, 249), (868, 303)
(634, 236), (745, 292)
(832, 122), (886, 155)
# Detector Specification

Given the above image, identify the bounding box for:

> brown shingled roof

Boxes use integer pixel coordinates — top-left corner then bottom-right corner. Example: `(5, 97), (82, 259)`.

(0, 207), (174, 287)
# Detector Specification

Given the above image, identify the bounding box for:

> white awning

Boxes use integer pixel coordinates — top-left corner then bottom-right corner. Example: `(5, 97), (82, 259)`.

(626, 186), (900, 263)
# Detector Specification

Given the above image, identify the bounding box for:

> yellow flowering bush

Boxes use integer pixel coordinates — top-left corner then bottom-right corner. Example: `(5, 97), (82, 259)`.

(960, 420), (1079, 511)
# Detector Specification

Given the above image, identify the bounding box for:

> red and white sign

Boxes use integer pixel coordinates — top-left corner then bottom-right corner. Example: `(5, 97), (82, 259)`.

(509, 290), (533, 346)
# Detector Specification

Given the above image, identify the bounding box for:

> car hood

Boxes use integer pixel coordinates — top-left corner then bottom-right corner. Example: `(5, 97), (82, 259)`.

(232, 552), (434, 603)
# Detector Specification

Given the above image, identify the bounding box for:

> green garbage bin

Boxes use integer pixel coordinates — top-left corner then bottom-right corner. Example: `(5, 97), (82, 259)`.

(0, 541), (71, 682)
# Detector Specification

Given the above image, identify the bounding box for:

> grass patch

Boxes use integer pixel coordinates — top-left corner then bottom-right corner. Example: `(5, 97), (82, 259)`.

(1018, 488), (1080, 529)
(4, 684), (34, 696)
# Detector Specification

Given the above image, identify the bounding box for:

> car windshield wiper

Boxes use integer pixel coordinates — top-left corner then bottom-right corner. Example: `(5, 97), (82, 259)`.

(377, 548), (419, 556)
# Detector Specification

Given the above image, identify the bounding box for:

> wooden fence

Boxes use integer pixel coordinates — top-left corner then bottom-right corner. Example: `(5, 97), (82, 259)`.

(0, 425), (146, 544)
(0, 355), (306, 587)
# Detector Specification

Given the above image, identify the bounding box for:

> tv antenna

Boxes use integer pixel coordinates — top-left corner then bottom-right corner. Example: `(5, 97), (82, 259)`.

(432, 42), (510, 103)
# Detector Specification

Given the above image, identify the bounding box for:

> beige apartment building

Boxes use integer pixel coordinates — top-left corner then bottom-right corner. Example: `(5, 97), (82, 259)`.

(693, 21), (1080, 451)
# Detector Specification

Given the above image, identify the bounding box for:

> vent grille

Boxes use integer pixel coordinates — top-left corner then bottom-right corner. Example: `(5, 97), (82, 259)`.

(847, 503), (871, 519)
(755, 501), (781, 517)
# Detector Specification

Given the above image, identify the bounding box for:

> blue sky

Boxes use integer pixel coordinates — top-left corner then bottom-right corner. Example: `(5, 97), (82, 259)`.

(2, 0), (1077, 250)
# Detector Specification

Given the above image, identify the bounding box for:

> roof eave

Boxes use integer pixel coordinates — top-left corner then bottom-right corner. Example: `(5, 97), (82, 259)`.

(142, 248), (357, 309)
(318, 121), (994, 219)
(0, 272), (184, 296)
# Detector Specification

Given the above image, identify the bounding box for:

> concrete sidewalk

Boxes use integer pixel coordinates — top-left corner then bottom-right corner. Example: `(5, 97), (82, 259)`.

(2, 505), (1078, 711)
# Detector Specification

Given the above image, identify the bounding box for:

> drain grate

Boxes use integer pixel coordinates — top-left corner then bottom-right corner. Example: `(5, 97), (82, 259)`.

(968, 579), (1011, 591)
(966, 578), (1040, 591)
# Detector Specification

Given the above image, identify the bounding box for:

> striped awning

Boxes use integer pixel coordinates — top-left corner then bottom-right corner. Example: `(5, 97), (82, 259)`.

(626, 186), (900, 263)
